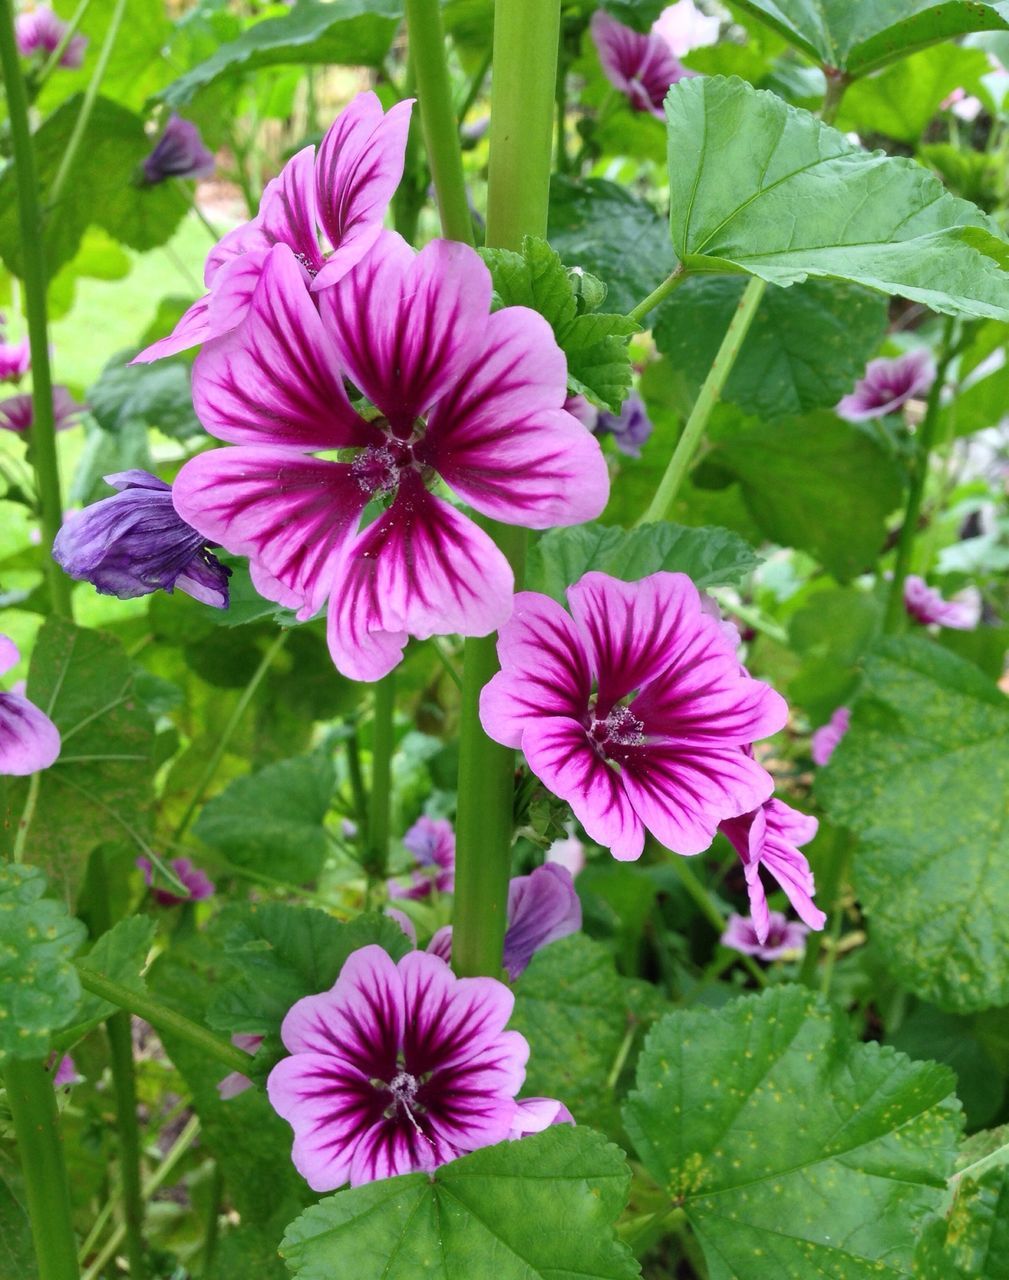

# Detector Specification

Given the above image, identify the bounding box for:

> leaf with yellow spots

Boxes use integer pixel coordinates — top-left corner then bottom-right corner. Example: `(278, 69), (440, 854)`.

(914, 1124), (1009, 1278)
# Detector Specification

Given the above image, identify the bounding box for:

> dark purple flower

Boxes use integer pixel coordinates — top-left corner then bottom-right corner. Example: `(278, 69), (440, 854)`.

(15, 5), (87, 67)
(0, 386), (82, 434)
(217, 1033), (263, 1100)
(836, 349), (936, 421)
(595, 392), (653, 458)
(904, 575), (981, 630)
(143, 115), (216, 185)
(722, 910), (808, 961)
(590, 9), (692, 118)
(811, 706), (850, 767)
(137, 855), (215, 906)
(52, 470), (231, 608)
(0, 635), (61, 776)
(0, 337), (31, 384)
(388, 815), (455, 900)
(720, 799), (825, 944)
(266, 945), (541, 1188)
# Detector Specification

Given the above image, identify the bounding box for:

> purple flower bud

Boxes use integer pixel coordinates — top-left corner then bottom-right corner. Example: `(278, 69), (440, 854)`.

(137, 855), (215, 906)
(388, 815), (455, 899)
(563, 394), (599, 431)
(0, 338), (31, 384)
(0, 634), (61, 776)
(904, 575), (981, 631)
(721, 911), (808, 961)
(0, 385), (82, 434)
(503, 863), (582, 980)
(48, 1052), (82, 1088)
(811, 706), (850, 767)
(836, 349), (936, 422)
(52, 470), (231, 608)
(595, 392), (653, 457)
(142, 116), (216, 185)
(15, 6), (87, 67)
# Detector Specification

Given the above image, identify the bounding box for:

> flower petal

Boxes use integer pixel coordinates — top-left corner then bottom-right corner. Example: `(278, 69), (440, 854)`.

(0, 691), (61, 775)
(131, 294), (212, 364)
(0, 635), (18, 678)
(503, 863), (581, 979)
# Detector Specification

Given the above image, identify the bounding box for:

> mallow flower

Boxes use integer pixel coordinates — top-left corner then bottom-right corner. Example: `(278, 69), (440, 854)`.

(652, 1), (721, 57)
(267, 944), (560, 1188)
(721, 910), (808, 961)
(53, 470), (231, 608)
(137, 855), (215, 906)
(15, 5), (87, 66)
(143, 115), (216, 184)
(480, 572), (787, 861)
(0, 336), (31, 383)
(0, 386), (82, 434)
(0, 635), (61, 775)
(564, 392), (654, 457)
(811, 705), (850, 767)
(590, 9), (692, 118)
(135, 92), (413, 362)
(388, 815), (455, 900)
(173, 238), (608, 680)
(904, 574), (981, 630)
(836, 349), (936, 421)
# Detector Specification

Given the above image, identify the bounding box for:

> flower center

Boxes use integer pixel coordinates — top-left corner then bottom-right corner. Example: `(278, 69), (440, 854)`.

(293, 250), (320, 278)
(352, 441), (414, 495)
(388, 1070), (419, 1108)
(588, 705), (646, 755)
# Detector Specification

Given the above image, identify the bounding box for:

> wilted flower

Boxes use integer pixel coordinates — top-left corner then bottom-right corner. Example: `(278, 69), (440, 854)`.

(217, 1033), (263, 1100)
(388, 815), (455, 900)
(836, 349), (936, 421)
(0, 337), (31, 384)
(137, 855), (215, 906)
(143, 115), (216, 184)
(904, 574), (981, 630)
(811, 705), (850, 767)
(722, 910), (808, 961)
(15, 5), (87, 67)
(720, 798), (825, 943)
(0, 635), (60, 776)
(0, 386), (82, 434)
(652, 1), (721, 57)
(590, 10), (692, 118)
(595, 392), (653, 457)
(267, 945), (562, 1188)
(173, 239), (607, 680)
(135, 92), (414, 362)
(53, 470), (231, 607)
(480, 572), (787, 861)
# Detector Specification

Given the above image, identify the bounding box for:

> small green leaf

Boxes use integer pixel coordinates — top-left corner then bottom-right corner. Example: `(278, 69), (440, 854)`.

(0, 1149), (35, 1280)
(623, 986), (961, 1280)
(0, 864), (86, 1063)
(666, 76), (1009, 320)
(527, 521), (760, 602)
(88, 353), (202, 442)
(281, 1126), (640, 1280)
(60, 915), (156, 1044)
(817, 638), (1009, 1012)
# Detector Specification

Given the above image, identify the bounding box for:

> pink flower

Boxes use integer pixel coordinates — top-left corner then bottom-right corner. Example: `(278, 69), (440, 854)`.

(652, 1), (721, 57)
(266, 945), (548, 1189)
(811, 706), (850, 767)
(904, 575), (981, 630)
(134, 92), (413, 363)
(0, 337), (31, 383)
(388, 815), (455, 900)
(941, 87), (983, 122)
(480, 572), (787, 861)
(0, 635), (61, 776)
(217, 1033), (263, 1100)
(173, 238), (608, 680)
(836, 349), (936, 421)
(15, 5), (87, 67)
(137, 855), (215, 906)
(721, 910), (808, 961)
(720, 799), (825, 943)
(0, 386), (83, 434)
(509, 1096), (575, 1138)
(590, 10), (692, 118)
(49, 1053), (82, 1087)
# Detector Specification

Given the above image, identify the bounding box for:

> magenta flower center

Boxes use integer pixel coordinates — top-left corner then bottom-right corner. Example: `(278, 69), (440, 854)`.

(589, 704), (646, 756)
(383, 1069), (423, 1118)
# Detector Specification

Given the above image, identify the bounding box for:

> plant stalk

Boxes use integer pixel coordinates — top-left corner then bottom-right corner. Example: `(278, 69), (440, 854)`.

(366, 673), (395, 880)
(820, 69), (850, 126)
(627, 263), (687, 326)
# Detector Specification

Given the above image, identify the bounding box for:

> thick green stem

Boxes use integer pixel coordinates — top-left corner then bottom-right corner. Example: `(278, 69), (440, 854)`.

(820, 69), (850, 126)
(627, 264), (687, 326)
(405, 0), (474, 245)
(0, 0), (73, 618)
(76, 967), (252, 1076)
(5, 1058), (80, 1280)
(366, 673), (395, 880)
(640, 275), (767, 524)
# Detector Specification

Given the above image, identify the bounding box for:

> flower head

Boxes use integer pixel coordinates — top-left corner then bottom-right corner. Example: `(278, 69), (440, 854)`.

(0, 385), (82, 434)
(53, 470), (231, 607)
(173, 237), (607, 679)
(217, 1033), (263, 1100)
(267, 944), (534, 1188)
(143, 115), (216, 184)
(590, 10), (692, 118)
(811, 705), (850, 767)
(836, 349), (936, 421)
(720, 798), (825, 944)
(0, 635), (61, 776)
(137, 855), (215, 906)
(15, 5), (87, 66)
(480, 572), (787, 861)
(652, 1), (721, 57)
(134, 92), (414, 362)
(721, 910), (808, 961)
(595, 391), (653, 457)
(904, 574), (981, 630)
(389, 815), (455, 900)
(502, 863), (581, 979)
(0, 337), (31, 384)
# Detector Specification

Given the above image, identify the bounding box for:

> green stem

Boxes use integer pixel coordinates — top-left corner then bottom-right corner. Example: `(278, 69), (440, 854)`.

(172, 629), (287, 841)
(820, 69), (850, 126)
(345, 727), (368, 830)
(883, 320), (956, 633)
(0, 0), (73, 619)
(555, 52), (570, 174)
(639, 275), (767, 524)
(366, 673), (395, 880)
(75, 966), (252, 1076)
(626, 263), (687, 326)
(34, 0), (92, 89)
(392, 53), (426, 244)
(667, 854), (767, 989)
(5, 1058), (80, 1280)
(405, 0), (474, 245)
(201, 1162), (224, 1275)
(48, 0), (127, 206)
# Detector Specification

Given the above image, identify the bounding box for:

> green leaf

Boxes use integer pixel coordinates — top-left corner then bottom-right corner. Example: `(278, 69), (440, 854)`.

(87, 353), (202, 442)
(0, 1150), (35, 1280)
(891, 1005), (1005, 1129)
(511, 935), (629, 1133)
(654, 276), (888, 419)
(666, 76), (1009, 320)
(786, 586), (882, 721)
(0, 619), (155, 902)
(160, 0), (404, 110)
(0, 96), (187, 280)
(281, 1126), (639, 1280)
(915, 1128), (1009, 1277)
(838, 45), (991, 143)
(817, 638), (1009, 1012)
(733, 0), (1009, 77)
(623, 986), (961, 1279)
(60, 915), (156, 1044)
(482, 237), (637, 412)
(548, 176), (675, 315)
(527, 521), (760, 602)
(193, 754), (336, 885)
(0, 864), (85, 1063)
(708, 409), (905, 580)
(69, 420), (155, 509)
